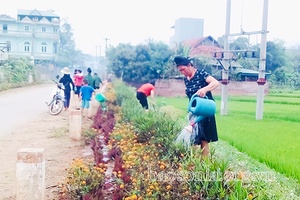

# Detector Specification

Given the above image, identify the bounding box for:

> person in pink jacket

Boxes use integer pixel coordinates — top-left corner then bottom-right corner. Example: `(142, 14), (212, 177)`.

(74, 69), (84, 97)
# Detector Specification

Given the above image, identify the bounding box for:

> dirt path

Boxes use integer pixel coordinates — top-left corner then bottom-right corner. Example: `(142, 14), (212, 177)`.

(0, 96), (99, 199)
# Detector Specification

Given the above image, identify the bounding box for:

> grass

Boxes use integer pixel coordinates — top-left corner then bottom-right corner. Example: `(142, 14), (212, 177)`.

(50, 127), (68, 138)
(156, 94), (300, 184)
(212, 140), (300, 199)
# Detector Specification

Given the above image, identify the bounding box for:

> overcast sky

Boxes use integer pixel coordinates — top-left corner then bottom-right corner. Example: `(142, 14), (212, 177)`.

(1, 0), (299, 55)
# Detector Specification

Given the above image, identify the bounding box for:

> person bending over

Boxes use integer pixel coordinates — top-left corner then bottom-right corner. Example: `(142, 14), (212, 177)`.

(136, 80), (156, 110)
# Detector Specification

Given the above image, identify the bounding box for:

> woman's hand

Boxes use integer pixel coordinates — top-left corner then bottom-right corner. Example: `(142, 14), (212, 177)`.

(196, 88), (207, 97)
(196, 76), (220, 97)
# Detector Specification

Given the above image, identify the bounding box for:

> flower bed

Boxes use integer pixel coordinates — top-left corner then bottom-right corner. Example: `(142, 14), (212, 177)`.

(58, 80), (300, 200)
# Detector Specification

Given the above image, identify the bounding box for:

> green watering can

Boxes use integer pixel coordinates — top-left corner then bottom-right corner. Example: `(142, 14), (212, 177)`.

(188, 94), (216, 125)
(95, 93), (106, 103)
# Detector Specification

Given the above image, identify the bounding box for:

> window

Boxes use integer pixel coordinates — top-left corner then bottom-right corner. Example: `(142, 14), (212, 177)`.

(2, 24), (7, 33)
(24, 42), (30, 52)
(42, 27), (46, 32)
(53, 27), (58, 33)
(25, 26), (29, 31)
(41, 42), (47, 52)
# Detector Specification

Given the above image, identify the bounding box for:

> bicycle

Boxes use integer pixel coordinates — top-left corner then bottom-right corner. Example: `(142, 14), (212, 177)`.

(46, 80), (65, 115)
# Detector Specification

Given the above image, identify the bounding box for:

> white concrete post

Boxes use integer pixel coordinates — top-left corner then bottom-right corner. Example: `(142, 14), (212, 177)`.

(16, 148), (45, 200)
(69, 109), (82, 140)
(28, 73), (33, 83)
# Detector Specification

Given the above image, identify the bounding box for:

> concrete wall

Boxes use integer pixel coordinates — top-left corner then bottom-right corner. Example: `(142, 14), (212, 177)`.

(155, 79), (270, 97)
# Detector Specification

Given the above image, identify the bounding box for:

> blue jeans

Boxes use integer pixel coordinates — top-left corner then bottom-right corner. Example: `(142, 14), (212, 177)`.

(81, 99), (91, 109)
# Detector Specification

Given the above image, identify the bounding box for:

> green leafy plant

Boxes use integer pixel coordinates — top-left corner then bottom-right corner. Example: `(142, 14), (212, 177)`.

(60, 158), (105, 199)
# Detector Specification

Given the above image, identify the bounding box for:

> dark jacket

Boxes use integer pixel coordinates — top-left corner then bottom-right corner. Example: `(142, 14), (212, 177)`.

(59, 74), (75, 92)
(93, 74), (102, 89)
(84, 73), (94, 87)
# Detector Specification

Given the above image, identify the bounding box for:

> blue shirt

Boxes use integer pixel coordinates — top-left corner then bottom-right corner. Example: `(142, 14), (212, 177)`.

(80, 85), (94, 100)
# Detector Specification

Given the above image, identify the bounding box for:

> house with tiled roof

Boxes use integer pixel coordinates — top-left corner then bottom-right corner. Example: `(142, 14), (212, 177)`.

(183, 35), (235, 60)
(0, 14), (15, 21)
(181, 35), (268, 81)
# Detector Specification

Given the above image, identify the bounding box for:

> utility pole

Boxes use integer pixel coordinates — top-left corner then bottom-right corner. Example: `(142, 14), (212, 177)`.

(220, 0), (231, 116)
(256, 0), (269, 120)
(95, 45), (101, 71)
(104, 38), (110, 56)
(103, 38), (110, 80)
(219, 0), (268, 119)
(96, 45), (101, 58)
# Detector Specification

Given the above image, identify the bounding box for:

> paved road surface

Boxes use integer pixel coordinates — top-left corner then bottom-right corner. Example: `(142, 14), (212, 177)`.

(0, 83), (56, 136)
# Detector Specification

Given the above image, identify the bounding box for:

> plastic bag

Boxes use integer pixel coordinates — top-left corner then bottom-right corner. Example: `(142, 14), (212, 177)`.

(190, 123), (198, 144)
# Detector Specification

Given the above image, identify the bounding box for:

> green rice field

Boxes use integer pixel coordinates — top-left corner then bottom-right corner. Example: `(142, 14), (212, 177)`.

(156, 92), (300, 183)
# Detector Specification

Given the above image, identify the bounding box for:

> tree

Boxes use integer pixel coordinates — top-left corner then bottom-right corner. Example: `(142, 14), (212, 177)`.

(106, 41), (173, 83)
(0, 57), (36, 85)
(106, 43), (136, 81)
(174, 42), (192, 57)
(272, 46), (300, 89)
(55, 20), (84, 68)
(228, 38), (288, 77)
(265, 40), (287, 72)
(147, 41), (174, 79)
(230, 37), (249, 50)
(270, 67), (287, 85)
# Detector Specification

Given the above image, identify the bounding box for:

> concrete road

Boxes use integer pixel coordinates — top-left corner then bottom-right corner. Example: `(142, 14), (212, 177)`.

(0, 83), (57, 136)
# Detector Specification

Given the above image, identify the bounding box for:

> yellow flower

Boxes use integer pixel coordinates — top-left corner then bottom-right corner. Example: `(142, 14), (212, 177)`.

(238, 171), (244, 180)
(149, 185), (154, 190)
(159, 165), (165, 170)
(248, 193), (254, 200)
(130, 194), (138, 200)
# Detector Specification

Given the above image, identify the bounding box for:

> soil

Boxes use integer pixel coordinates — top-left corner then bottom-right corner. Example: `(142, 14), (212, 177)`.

(0, 98), (99, 200)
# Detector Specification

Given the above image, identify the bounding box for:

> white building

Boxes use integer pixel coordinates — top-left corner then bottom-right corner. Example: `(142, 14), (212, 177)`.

(170, 17), (204, 47)
(0, 9), (60, 64)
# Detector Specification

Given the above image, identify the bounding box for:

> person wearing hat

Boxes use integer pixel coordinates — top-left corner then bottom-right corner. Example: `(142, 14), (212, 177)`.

(174, 56), (219, 157)
(59, 67), (75, 111)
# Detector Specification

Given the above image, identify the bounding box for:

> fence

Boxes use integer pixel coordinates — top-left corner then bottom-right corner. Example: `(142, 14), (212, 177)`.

(154, 79), (270, 97)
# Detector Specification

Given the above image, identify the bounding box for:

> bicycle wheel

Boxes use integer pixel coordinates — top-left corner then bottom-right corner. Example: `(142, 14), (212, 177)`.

(49, 99), (64, 115)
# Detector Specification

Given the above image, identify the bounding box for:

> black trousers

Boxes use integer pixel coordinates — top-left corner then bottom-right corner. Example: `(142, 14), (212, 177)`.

(136, 92), (148, 109)
(64, 90), (71, 108)
(75, 85), (82, 97)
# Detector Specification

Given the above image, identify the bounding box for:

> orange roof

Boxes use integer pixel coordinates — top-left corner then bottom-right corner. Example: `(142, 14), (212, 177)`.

(189, 46), (224, 58)
(182, 36), (232, 59)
